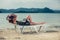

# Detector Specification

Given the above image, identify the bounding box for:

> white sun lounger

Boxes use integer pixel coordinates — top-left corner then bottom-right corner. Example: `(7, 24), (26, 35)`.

(7, 23), (42, 33)
(19, 25), (42, 33)
(16, 24), (50, 33)
(8, 23), (50, 33)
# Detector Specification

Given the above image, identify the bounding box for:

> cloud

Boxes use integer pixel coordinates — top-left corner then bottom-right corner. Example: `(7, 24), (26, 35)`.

(0, 0), (60, 10)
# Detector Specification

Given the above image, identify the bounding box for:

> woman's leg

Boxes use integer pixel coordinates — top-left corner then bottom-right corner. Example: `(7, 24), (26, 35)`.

(27, 15), (46, 25)
(30, 22), (46, 25)
(27, 15), (32, 23)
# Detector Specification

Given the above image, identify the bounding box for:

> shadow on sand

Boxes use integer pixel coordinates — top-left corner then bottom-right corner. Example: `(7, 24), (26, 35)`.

(22, 30), (59, 34)
(46, 30), (59, 33)
(22, 31), (38, 34)
(0, 37), (6, 40)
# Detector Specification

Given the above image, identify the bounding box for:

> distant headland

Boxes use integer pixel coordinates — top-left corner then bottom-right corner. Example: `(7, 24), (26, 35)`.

(0, 7), (60, 13)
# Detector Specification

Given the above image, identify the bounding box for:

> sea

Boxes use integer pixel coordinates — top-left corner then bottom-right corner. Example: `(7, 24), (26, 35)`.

(0, 13), (60, 30)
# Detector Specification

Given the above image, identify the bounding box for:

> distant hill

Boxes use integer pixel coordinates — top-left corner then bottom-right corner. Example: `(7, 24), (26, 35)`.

(0, 11), (2, 13)
(14, 7), (54, 13)
(0, 7), (60, 13)
(54, 10), (60, 13)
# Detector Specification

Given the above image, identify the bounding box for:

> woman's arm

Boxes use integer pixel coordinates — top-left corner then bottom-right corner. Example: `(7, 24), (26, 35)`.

(6, 15), (11, 20)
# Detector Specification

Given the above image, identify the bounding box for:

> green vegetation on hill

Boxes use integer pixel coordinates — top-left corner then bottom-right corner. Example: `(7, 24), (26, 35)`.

(0, 7), (60, 13)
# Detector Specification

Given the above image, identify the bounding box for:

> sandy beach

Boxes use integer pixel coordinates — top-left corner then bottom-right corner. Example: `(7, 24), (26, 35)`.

(0, 28), (60, 40)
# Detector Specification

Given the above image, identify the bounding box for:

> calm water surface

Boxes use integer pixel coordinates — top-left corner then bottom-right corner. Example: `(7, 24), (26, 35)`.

(0, 13), (60, 29)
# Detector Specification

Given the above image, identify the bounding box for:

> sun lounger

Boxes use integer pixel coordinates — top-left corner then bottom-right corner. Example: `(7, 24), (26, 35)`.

(13, 24), (50, 33)
(16, 24), (45, 33)
(8, 22), (50, 33)
(19, 24), (51, 33)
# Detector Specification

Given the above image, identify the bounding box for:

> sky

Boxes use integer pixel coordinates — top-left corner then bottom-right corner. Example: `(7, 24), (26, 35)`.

(0, 0), (60, 10)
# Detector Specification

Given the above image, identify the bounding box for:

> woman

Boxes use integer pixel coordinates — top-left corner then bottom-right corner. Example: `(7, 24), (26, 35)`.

(17, 15), (46, 25)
